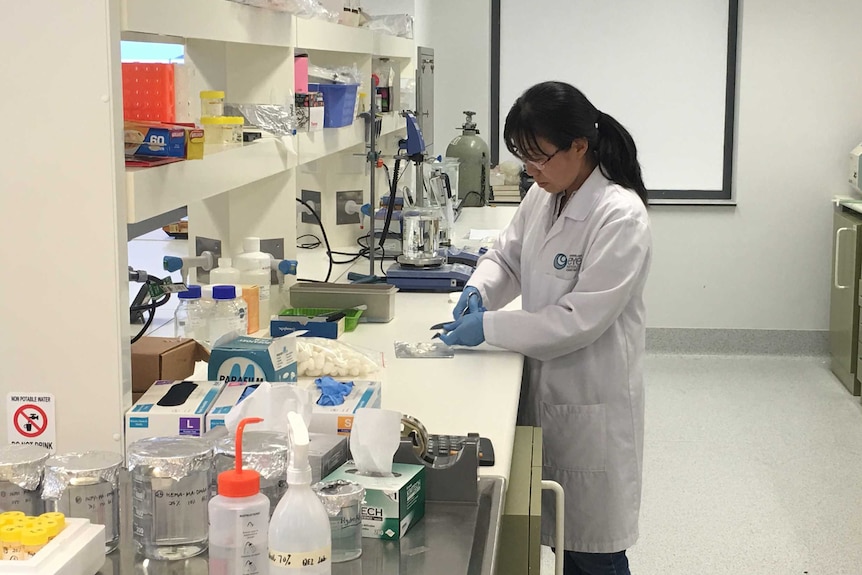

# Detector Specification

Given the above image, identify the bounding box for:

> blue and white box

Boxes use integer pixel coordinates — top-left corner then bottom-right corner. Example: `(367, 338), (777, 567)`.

(208, 335), (299, 384)
(304, 380), (382, 436)
(205, 381), (261, 431)
(124, 380), (225, 454)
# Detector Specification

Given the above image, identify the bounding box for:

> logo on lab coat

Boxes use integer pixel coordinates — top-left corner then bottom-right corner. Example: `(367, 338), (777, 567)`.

(553, 253), (583, 274)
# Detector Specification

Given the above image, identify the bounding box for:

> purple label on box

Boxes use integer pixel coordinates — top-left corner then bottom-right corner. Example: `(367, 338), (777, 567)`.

(178, 417), (201, 436)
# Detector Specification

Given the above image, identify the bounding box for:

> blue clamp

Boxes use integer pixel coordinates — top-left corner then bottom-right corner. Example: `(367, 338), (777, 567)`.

(163, 256), (184, 273)
(278, 260), (299, 276)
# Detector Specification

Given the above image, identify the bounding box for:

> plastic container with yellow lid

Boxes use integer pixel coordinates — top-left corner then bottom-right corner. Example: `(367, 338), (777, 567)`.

(200, 90), (225, 118)
(20, 527), (48, 559)
(39, 512), (65, 530)
(0, 525), (22, 560)
(37, 519), (61, 541)
(201, 116), (244, 146)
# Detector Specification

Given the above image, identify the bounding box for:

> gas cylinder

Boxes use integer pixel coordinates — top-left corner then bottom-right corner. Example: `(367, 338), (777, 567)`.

(446, 111), (490, 207)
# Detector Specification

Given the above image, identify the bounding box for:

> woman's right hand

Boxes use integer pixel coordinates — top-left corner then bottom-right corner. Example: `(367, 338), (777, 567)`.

(453, 286), (485, 319)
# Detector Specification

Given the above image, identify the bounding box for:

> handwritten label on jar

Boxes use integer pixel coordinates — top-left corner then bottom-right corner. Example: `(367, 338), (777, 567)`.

(0, 481), (40, 516)
(151, 474), (210, 542)
(269, 547), (331, 570)
(68, 481), (118, 543)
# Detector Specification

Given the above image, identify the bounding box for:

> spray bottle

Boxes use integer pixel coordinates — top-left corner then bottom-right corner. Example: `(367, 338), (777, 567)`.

(208, 417), (270, 575)
(269, 412), (331, 575)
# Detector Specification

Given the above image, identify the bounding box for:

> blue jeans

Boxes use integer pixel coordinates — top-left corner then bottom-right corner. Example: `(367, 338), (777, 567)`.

(562, 550), (630, 575)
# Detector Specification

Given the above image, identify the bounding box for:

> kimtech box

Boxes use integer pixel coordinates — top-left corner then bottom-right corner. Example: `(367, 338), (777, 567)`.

(323, 462), (426, 540)
(125, 380), (224, 452)
(208, 335), (298, 384)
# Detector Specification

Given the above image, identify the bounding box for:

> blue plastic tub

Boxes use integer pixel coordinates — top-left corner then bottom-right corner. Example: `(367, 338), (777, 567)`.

(308, 83), (359, 128)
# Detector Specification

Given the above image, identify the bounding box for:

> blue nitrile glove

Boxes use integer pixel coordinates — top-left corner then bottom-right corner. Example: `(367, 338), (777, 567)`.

(314, 376), (355, 406)
(439, 312), (485, 347)
(452, 287), (485, 319)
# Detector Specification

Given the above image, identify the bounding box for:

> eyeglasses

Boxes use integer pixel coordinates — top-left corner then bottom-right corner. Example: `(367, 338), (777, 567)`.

(522, 148), (563, 171)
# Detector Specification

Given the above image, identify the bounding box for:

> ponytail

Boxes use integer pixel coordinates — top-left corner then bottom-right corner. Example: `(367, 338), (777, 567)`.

(595, 112), (648, 205)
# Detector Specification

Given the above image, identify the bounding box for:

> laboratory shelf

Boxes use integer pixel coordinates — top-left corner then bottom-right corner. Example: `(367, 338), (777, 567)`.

(380, 112), (407, 136)
(297, 121), (366, 165)
(126, 137), (297, 224)
(295, 18), (373, 54)
(121, 0), (295, 47)
(372, 33), (414, 59)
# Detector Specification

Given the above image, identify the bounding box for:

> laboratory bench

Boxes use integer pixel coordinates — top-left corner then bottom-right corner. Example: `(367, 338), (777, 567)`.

(126, 205), (545, 575)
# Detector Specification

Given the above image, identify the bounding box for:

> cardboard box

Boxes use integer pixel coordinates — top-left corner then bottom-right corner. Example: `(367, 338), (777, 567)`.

(270, 315), (345, 339)
(241, 285), (260, 336)
(125, 380), (225, 451)
(309, 433), (349, 483)
(205, 381), (261, 431)
(124, 120), (204, 160)
(295, 92), (324, 132)
(302, 380), (382, 436)
(324, 462), (426, 540)
(208, 335), (298, 384)
(131, 337), (210, 393)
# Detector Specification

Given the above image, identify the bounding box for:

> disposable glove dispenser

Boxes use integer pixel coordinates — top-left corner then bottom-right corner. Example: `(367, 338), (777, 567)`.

(208, 417), (270, 575)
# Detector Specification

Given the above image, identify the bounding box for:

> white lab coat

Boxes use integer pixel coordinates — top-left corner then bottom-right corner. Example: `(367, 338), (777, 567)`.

(468, 167), (651, 553)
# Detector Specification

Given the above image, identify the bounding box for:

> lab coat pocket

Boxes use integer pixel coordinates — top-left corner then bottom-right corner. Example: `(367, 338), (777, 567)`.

(541, 403), (607, 472)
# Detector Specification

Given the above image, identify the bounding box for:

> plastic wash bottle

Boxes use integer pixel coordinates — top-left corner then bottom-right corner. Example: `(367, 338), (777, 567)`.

(269, 412), (331, 575)
(209, 417), (270, 575)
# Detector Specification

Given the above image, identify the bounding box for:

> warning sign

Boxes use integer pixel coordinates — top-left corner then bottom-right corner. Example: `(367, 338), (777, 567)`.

(7, 393), (55, 452)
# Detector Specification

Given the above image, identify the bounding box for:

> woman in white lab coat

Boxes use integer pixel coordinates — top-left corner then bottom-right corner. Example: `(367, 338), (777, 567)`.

(440, 81), (651, 575)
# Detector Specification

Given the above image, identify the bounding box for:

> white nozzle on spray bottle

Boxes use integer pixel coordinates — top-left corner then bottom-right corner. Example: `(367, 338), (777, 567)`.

(286, 411), (311, 485)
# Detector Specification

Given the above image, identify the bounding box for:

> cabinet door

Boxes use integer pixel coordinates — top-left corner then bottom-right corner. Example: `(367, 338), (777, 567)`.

(829, 209), (862, 394)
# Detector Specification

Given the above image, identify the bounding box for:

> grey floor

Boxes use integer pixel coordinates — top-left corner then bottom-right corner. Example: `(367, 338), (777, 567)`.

(541, 353), (862, 575)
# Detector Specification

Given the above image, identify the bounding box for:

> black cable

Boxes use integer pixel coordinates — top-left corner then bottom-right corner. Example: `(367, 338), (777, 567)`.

(378, 158), (402, 249)
(297, 198), (333, 283)
(296, 234), (322, 249)
(457, 191), (484, 210)
(131, 276), (173, 344)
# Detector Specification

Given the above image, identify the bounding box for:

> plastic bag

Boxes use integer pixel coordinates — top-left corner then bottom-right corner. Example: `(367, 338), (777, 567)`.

(227, 0), (338, 20)
(394, 341), (454, 359)
(362, 14), (414, 39)
(308, 63), (362, 85)
(296, 337), (382, 378)
(224, 103), (297, 136)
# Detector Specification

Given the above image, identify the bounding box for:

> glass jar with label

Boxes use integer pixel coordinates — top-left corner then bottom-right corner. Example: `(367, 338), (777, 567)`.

(41, 451), (123, 553)
(0, 445), (50, 516)
(312, 480), (364, 563)
(201, 116), (244, 147)
(213, 431), (289, 517)
(128, 437), (213, 561)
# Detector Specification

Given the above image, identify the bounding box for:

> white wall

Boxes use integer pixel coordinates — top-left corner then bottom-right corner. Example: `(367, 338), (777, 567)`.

(430, 0), (862, 331)
(646, 0), (862, 330)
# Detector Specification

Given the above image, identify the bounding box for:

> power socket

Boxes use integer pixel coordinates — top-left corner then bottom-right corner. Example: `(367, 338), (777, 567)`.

(300, 189), (321, 224)
(336, 190), (363, 225)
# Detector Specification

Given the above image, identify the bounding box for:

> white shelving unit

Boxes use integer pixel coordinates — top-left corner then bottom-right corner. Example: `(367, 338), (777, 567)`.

(1, 0), (417, 454)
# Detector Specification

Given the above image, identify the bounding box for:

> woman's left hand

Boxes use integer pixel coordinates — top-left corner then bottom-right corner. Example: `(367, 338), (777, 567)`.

(439, 312), (485, 347)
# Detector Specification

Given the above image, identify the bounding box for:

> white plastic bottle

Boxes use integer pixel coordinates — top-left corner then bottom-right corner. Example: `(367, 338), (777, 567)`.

(235, 238), (272, 331)
(210, 257), (242, 285)
(174, 284), (208, 341)
(209, 285), (247, 346)
(269, 413), (331, 575)
(209, 417), (270, 575)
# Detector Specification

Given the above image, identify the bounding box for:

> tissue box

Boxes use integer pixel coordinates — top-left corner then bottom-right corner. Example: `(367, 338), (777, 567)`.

(205, 381), (261, 430)
(309, 433), (349, 483)
(303, 380), (382, 436)
(323, 462), (426, 540)
(125, 380), (224, 451)
(208, 335), (298, 383)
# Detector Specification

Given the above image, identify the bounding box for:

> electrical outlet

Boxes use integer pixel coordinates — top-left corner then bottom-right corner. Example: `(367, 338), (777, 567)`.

(195, 236), (222, 284)
(336, 190), (363, 225)
(301, 189), (321, 224)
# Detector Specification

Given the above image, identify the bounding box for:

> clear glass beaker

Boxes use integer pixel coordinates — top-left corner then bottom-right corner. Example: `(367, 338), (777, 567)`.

(312, 480), (365, 563)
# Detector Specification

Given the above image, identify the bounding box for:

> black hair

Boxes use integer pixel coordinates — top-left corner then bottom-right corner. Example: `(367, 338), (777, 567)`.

(504, 81), (648, 205)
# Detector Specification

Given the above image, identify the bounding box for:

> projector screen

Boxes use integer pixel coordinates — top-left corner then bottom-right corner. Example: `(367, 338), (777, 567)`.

(497, 0), (737, 201)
